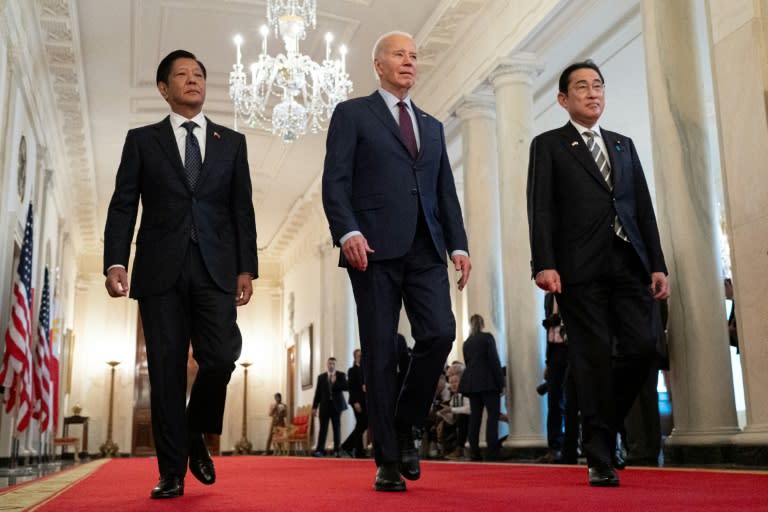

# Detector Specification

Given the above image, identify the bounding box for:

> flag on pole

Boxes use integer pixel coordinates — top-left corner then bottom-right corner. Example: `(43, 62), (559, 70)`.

(49, 296), (62, 431)
(0, 203), (35, 434)
(32, 267), (52, 433)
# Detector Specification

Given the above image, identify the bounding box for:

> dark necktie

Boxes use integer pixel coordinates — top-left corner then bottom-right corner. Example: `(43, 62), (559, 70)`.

(182, 121), (202, 190)
(584, 130), (627, 241)
(182, 121), (202, 241)
(397, 101), (418, 159)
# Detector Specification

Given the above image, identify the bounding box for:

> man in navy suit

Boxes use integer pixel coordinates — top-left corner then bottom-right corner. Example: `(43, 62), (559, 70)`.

(527, 60), (669, 487)
(322, 31), (471, 492)
(103, 50), (257, 499)
(311, 356), (349, 456)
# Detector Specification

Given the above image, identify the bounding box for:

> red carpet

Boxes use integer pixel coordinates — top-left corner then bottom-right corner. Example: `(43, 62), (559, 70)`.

(30, 456), (768, 511)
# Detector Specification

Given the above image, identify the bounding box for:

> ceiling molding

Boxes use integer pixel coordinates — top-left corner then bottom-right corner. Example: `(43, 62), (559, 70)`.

(35, 0), (100, 253)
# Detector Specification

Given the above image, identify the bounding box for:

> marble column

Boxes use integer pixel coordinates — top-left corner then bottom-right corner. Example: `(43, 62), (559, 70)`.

(707, 0), (768, 445)
(454, 94), (506, 361)
(489, 54), (546, 447)
(641, 0), (740, 446)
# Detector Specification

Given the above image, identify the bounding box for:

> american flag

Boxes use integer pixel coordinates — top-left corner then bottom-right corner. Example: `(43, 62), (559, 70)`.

(0, 204), (35, 434)
(33, 267), (52, 433)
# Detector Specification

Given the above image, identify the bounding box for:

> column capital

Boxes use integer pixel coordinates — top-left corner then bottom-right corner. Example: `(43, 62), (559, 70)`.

(453, 93), (496, 121)
(489, 53), (544, 88)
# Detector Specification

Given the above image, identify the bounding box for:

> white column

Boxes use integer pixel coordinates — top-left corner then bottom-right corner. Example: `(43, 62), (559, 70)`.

(454, 94), (506, 360)
(489, 54), (546, 447)
(707, 0), (768, 445)
(641, 0), (740, 445)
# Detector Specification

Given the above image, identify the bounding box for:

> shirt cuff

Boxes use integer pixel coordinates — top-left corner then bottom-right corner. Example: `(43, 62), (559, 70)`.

(340, 231), (362, 245)
(106, 264), (126, 272)
(450, 250), (468, 258)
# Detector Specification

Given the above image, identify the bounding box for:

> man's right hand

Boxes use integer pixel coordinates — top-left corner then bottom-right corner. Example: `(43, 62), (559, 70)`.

(342, 234), (374, 271)
(105, 267), (129, 297)
(353, 402), (362, 413)
(535, 269), (562, 293)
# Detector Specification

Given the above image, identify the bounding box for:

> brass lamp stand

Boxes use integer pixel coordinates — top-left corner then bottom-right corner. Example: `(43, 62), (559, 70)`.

(234, 361), (253, 454)
(99, 360), (120, 457)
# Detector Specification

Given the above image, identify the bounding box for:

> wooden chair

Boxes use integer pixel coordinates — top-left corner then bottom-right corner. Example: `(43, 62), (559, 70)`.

(53, 437), (80, 461)
(285, 404), (314, 455)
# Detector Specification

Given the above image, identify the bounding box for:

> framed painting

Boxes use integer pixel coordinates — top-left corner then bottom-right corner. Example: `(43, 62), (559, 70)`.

(299, 323), (313, 390)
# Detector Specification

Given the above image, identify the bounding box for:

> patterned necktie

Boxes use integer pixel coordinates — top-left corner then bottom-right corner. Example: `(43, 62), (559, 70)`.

(584, 130), (627, 241)
(397, 101), (418, 159)
(584, 130), (611, 186)
(182, 121), (202, 190)
(182, 121), (201, 241)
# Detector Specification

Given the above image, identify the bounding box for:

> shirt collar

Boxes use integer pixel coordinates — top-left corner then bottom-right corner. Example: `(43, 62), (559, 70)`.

(570, 119), (602, 138)
(378, 88), (413, 111)
(170, 111), (207, 131)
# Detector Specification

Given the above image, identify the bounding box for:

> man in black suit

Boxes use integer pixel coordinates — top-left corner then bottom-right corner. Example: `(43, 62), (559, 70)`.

(312, 357), (349, 456)
(341, 349), (367, 458)
(103, 50), (257, 499)
(527, 60), (669, 487)
(322, 31), (471, 492)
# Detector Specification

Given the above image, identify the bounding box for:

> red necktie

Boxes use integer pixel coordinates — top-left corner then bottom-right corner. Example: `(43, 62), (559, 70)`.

(397, 101), (418, 159)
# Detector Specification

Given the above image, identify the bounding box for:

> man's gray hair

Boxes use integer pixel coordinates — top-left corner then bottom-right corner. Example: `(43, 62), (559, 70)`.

(371, 30), (414, 82)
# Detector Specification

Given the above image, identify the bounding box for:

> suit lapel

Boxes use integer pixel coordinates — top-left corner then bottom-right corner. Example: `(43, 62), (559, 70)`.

(152, 116), (191, 191)
(601, 128), (624, 190)
(560, 122), (611, 192)
(412, 102), (429, 160)
(196, 117), (222, 190)
(365, 91), (417, 159)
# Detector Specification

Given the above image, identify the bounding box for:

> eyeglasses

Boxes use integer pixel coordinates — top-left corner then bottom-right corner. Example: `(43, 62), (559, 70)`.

(570, 81), (605, 96)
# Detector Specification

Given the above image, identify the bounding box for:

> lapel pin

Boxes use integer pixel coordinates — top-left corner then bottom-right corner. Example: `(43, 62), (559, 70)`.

(571, 141), (579, 147)
(213, 131), (221, 140)
(614, 140), (622, 152)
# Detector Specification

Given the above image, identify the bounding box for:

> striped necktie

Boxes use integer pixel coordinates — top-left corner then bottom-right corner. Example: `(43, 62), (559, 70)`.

(584, 130), (628, 241)
(182, 121), (201, 241)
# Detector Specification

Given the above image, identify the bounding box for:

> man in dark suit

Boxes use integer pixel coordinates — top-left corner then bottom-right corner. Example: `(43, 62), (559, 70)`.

(527, 60), (669, 487)
(341, 349), (368, 458)
(322, 31), (471, 492)
(103, 50), (257, 499)
(312, 357), (349, 456)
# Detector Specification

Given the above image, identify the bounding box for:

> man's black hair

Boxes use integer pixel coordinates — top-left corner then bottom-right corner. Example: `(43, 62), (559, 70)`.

(558, 59), (605, 94)
(156, 49), (207, 85)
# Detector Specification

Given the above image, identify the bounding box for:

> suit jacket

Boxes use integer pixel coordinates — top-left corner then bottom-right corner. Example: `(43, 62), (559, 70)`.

(103, 116), (258, 297)
(459, 332), (504, 394)
(347, 364), (365, 407)
(527, 122), (666, 285)
(322, 91), (468, 265)
(312, 371), (349, 413)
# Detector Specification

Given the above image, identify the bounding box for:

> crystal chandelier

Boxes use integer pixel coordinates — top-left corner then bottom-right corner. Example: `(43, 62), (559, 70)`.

(229, 0), (353, 142)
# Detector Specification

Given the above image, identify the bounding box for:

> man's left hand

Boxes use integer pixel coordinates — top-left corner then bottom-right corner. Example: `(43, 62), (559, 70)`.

(451, 254), (472, 291)
(235, 273), (254, 306)
(650, 272), (670, 300)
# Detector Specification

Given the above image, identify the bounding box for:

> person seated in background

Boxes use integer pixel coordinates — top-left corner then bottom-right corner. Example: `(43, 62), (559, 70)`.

(422, 374), (449, 458)
(438, 374), (470, 459)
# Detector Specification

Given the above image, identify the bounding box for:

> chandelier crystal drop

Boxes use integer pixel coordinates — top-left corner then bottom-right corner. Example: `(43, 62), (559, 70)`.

(229, 0), (353, 142)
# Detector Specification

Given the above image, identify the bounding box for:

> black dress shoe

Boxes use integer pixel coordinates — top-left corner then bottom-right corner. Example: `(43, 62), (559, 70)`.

(397, 426), (420, 481)
(374, 463), (406, 492)
(588, 466), (620, 487)
(151, 475), (184, 499)
(189, 432), (216, 485)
